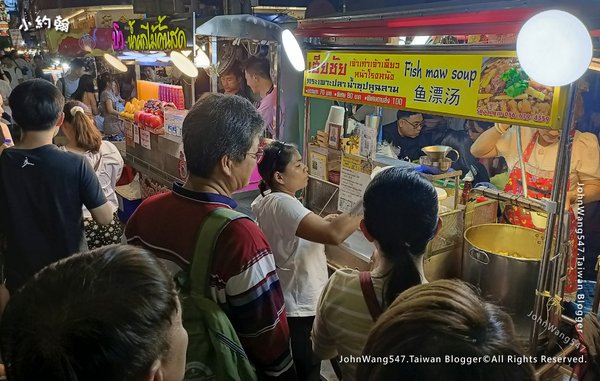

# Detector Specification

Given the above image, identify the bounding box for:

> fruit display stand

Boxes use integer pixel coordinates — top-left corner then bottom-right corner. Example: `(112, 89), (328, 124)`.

(120, 80), (189, 191)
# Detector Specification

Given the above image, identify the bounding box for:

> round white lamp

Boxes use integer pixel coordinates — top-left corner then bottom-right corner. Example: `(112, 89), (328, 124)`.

(194, 49), (210, 68)
(103, 53), (127, 73)
(282, 29), (305, 72)
(170, 51), (199, 78)
(517, 10), (592, 86)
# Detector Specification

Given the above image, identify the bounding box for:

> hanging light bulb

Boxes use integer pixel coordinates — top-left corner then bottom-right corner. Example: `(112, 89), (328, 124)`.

(103, 53), (127, 73)
(194, 49), (210, 68)
(170, 51), (198, 78)
(517, 10), (592, 86)
(281, 29), (305, 72)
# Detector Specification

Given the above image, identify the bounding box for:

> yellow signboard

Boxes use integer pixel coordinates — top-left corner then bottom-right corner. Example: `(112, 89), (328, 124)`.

(303, 50), (563, 128)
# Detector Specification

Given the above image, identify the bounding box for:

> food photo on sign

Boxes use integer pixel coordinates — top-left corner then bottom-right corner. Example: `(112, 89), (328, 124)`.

(477, 57), (553, 124)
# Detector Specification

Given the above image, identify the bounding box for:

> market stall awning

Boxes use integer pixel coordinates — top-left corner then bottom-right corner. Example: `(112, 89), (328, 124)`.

(196, 15), (282, 42)
(296, 0), (600, 38)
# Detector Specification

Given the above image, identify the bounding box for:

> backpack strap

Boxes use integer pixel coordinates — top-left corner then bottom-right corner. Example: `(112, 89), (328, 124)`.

(359, 271), (383, 322)
(189, 207), (250, 298)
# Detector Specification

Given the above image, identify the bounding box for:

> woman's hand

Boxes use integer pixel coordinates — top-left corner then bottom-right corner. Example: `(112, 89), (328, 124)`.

(323, 214), (339, 222)
(565, 191), (578, 210)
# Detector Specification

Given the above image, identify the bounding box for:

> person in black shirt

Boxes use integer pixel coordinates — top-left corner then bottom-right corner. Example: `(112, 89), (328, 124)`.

(441, 130), (490, 185)
(0, 80), (113, 292)
(381, 110), (446, 161)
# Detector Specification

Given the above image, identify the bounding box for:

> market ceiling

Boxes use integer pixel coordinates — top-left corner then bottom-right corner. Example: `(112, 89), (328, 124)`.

(297, 0), (600, 39)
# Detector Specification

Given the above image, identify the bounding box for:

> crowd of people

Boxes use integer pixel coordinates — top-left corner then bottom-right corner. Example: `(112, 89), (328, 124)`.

(0, 72), (548, 380)
(0, 46), (597, 380)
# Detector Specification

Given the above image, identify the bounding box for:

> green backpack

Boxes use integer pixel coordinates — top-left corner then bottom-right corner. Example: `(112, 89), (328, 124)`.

(179, 207), (258, 381)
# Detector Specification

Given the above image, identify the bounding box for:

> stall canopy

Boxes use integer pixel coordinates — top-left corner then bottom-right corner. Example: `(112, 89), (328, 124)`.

(296, 0), (600, 38)
(195, 14), (282, 42)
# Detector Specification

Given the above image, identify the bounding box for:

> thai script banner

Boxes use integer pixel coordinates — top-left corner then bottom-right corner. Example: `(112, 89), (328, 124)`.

(112, 16), (188, 51)
(303, 50), (564, 128)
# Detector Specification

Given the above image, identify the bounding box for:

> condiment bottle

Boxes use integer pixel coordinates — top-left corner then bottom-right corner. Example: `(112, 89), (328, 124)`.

(460, 171), (474, 205)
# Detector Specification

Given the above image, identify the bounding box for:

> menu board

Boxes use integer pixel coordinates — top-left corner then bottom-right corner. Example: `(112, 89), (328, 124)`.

(133, 124), (140, 144)
(303, 50), (564, 129)
(338, 154), (372, 213)
(124, 120), (135, 148)
(140, 128), (151, 150)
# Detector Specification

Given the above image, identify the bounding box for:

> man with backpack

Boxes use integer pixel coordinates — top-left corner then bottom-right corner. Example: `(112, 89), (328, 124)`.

(125, 93), (297, 380)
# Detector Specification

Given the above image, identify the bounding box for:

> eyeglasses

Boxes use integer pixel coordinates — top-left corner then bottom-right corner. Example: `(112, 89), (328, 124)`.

(403, 118), (424, 130)
(246, 146), (265, 164)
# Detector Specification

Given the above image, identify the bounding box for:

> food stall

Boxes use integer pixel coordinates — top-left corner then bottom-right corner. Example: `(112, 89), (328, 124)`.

(110, 14), (199, 197)
(295, 0), (600, 376)
(120, 14), (304, 196)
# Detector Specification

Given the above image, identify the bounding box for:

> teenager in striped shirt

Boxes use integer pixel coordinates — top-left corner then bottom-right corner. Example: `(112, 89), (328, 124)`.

(312, 168), (441, 381)
(125, 93), (296, 380)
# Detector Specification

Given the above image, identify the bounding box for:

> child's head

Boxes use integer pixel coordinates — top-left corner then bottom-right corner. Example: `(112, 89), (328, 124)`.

(9, 79), (65, 132)
(362, 167), (439, 306)
(257, 141), (307, 196)
(62, 101), (101, 152)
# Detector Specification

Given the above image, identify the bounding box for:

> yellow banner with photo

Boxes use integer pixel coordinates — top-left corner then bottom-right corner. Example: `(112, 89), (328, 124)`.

(303, 50), (564, 129)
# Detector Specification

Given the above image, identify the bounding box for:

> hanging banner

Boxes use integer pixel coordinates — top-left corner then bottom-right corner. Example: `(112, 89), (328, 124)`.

(113, 16), (189, 52)
(303, 50), (564, 128)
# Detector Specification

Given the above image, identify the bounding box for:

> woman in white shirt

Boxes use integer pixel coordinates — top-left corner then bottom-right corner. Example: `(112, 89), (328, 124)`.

(60, 101), (124, 249)
(251, 141), (361, 381)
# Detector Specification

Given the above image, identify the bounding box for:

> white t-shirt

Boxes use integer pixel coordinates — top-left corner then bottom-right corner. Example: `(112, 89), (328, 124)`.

(61, 76), (80, 99)
(251, 191), (328, 317)
(60, 140), (124, 217)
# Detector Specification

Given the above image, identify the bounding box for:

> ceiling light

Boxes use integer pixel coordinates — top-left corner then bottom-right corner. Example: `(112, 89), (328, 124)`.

(194, 49), (210, 68)
(171, 51), (198, 77)
(281, 29), (305, 72)
(517, 10), (592, 86)
(411, 36), (430, 45)
(103, 53), (127, 73)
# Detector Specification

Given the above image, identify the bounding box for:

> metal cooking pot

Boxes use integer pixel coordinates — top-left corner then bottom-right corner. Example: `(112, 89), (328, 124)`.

(462, 224), (545, 342)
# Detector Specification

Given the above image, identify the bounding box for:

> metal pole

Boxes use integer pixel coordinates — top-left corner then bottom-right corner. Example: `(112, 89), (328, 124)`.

(191, 11), (196, 105)
(303, 96), (311, 163)
(275, 44), (282, 140)
(210, 36), (218, 93)
(515, 126), (529, 199)
(529, 82), (578, 354)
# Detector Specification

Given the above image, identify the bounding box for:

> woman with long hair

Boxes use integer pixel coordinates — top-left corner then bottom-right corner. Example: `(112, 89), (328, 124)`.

(98, 73), (124, 141)
(312, 167), (440, 381)
(60, 101), (124, 248)
(251, 140), (361, 381)
(71, 74), (99, 116)
(358, 279), (536, 381)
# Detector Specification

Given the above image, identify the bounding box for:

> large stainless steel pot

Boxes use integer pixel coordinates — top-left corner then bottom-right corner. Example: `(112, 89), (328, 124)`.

(462, 224), (545, 342)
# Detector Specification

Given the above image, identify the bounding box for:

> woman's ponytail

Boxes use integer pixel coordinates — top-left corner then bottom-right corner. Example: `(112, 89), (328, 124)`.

(258, 180), (268, 196)
(362, 167), (439, 308)
(64, 101), (102, 153)
(382, 244), (422, 308)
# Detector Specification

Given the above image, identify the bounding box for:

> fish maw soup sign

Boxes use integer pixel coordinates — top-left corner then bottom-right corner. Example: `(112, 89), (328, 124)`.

(303, 51), (564, 128)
